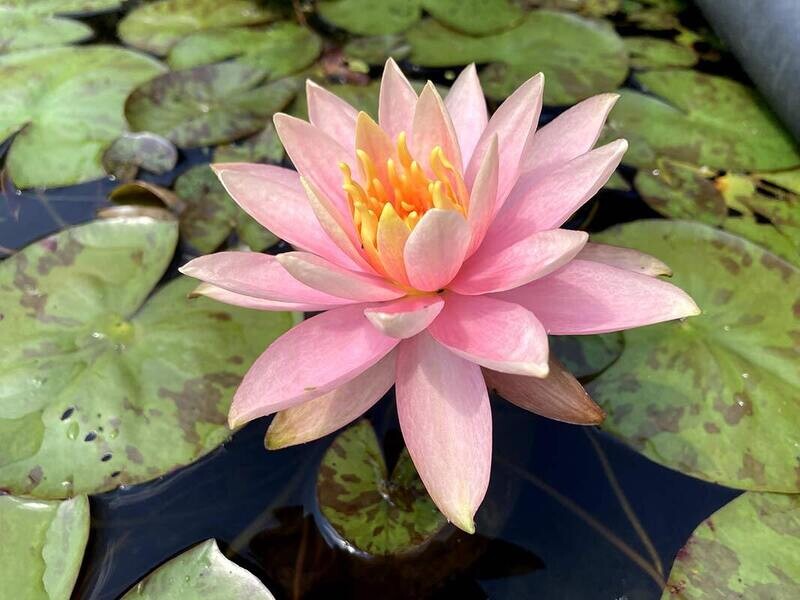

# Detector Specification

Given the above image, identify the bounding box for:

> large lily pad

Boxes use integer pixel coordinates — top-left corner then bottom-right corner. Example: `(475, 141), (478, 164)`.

(662, 492), (800, 598)
(589, 220), (800, 491)
(407, 11), (628, 104)
(525, 0), (622, 17)
(343, 34), (411, 65)
(0, 216), (295, 498)
(118, 0), (277, 56)
(317, 420), (447, 556)
(122, 539), (275, 599)
(317, 0), (422, 35)
(0, 494), (89, 600)
(420, 0), (524, 35)
(624, 36), (697, 69)
(0, 8), (93, 53)
(0, 0), (121, 14)
(0, 46), (165, 189)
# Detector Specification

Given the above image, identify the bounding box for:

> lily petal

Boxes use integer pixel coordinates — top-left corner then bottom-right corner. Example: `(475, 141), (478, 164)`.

(404, 209), (470, 291)
(189, 282), (344, 312)
(412, 81), (462, 172)
(364, 295), (444, 339)
(445, 64), (488, 164)
(307, 80), (358, 145)
(466, 135), (499, 255)
(379, 58), (417, 141)
(577, 242), (672, 277)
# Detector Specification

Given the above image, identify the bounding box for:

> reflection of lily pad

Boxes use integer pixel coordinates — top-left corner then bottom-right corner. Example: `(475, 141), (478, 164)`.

(102, 132), (178, 181)
(317, 420), (447, 556)
(420, 0), (523, 35)
(317, 0), (422, 35)
(589, 220), (800, 491)
(0, 8), (93, 53)
(662, 492), (800, 598)
(118, 0), (277, 55)
(408, 11), (628, 104)
(624, 36), (697, 69)
(0, 46), (165, 189)
(125, 62), (298, 148)
(121, 539), (275, 599)
(0, 495), (89, 600)
(0, 216), (295, 498)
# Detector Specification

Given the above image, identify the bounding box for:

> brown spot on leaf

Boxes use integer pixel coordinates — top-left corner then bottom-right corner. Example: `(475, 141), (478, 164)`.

(125, 445), (144, 464)
(714, 392), (753, 425)
(703, 422), (720, 433)
(36, 236), (82, 275)
(737, 452), (767, 485)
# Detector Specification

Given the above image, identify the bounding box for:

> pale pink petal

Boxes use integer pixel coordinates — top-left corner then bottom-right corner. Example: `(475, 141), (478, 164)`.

(266, 352), (396, 448)
(412, 81), (462, 172)
(230, 305), (399, 426)
(497, 259), (701, 335)
(189, 282), (345, 312)
(445, 64), (488, 164)
(396, 332), (491, 532)
(306, 80), (358, 145)
(466, 135), (499, 256)
(277, 251), (405, 302)
(404, 209), (470, 291)
(428, 293), (548, 377)
(364, 295), (444, 339)
(379, 58), (417, 141)
(578, 242), (672, 277)
(451, 229), (588, 295)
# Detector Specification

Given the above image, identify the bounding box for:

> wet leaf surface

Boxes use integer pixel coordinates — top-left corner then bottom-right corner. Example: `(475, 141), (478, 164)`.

(624, 36), (698, 69)
(317, 0), (422, 35)
(0, 216), (295, 498)
(0, 0), (122, 15)
(0, 8), (93, 53)
(213, 121), (285, 164)
(102, 132), (178, 181)
(524, 0), (622, 18)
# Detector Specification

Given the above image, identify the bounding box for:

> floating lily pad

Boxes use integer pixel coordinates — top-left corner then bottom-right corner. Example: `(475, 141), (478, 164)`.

(0, 8), (93, 53)
(343, 34), (411, 65)
(102, 132), (178, 181)
(589, 220), (800, 491)
(118, 0), (277, 56)
(0, 494), (89, 600)
(125, 62), (298, 148)
(662, 492), (800, 598)
(551, 333), (623, 380)
(122, 539), (275, 599)
(525, 0), (622, 17)
(213, 122), (285, 164)
(723, 218), (799, 268)
(408, 11), (628, 104)
(0, 46), (165, 189)
(317, 0), (422, 35)
(0, 0), (121, 15)
(603, 170), (631, 191)
(317, 420), (447, 556)
(420, 0), (524, 35)
(0, 216), (295, 498)
(624, 36), (697, 69)
(621, 0), (685, 30)
(634, 160), (726, 224)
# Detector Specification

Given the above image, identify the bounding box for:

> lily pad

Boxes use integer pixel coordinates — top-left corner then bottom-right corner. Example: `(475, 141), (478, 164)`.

(723, 218), (800, 269)
(624, 36), (697, 69)
(343, 35), (411, 65)
(551, 333), (623, 380)
(122, 539), (275, 599)
(621, 0), (685, 30)
(0, 494), (89, 600)
(420, 0), (524, 35)
(408, 11), (628, 104)
(317, 420), (447, 556)
(213, 122), (285, 164)
(125, 62), (299, 148)
(0, 46), (165, 189)
(525, 0), (622, 17)
(118, 0), (277, 56)
(0, 8), (93, 53)
(0, 216), (295, 498)
(589, 220), (800, 491)
(662, 492), (800, 598)
(102, 132), (178, 181)
(317, 0), (422, 35)
(0, 0), (121, 15)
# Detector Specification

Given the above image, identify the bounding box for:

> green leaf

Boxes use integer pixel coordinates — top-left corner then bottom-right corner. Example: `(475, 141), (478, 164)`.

(621, 0), (686, 30)
(723, 218), (799, 268)
(551, 333), (623, 379)
(317, 420), (447, 556)
(343, 34), (411, 65)
(317, 0), (422, 35)
(0, 216), (295, 498)
(624, 36), (697, 69)
(420, 0), (524, 35)
(0, 8), (93, 53)
(408, 11), (628, 104)
(213, 121), (285, 164)
(125, 63), (298, 148)
(0, 0), (121, 15)
(603, 170), (631, 191)
(662, 492), (800, 598)
(102, 132), (178, 181)
(0, 495), (89, 600)
(589, 220), (800, 491)
(118, 0), (277, 56)
(525, 0), (622, 17)
(121, 539), (275, 599)
(0, 46), (165, 189)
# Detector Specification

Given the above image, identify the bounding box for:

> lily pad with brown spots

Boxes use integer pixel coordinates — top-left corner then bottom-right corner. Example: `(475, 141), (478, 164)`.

(317, 420), (447, 556)
(588, 220), (800, 491)
(0, 216), (295, 498)
(102, 132), (178, 181)
(662, 492), (800, 598)
(213, 122), (285, 164)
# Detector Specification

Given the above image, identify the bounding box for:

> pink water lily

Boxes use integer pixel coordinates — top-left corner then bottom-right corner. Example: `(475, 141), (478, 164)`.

(180, 60), (700, 533)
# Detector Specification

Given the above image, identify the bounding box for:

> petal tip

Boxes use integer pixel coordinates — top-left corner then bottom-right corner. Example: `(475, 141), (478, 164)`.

(450, 510), (476, 534)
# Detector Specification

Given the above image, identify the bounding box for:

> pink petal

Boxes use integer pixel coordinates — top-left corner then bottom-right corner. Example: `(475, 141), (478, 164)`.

(379, 58), (417, 141)
(412, 81), (462, 172)
(396, 332), (491, 532)
(266, 352), (396, 448)
(364, 295), (444, 339)
(277, 251), (406, 302)
(428, 293), (549, 376)
(497, 259), (701, 335)
(578, 242), (672, 277)
(466, 135), (499, 256)
(404, 209), (470, 291)
(451, 229), (589, 295)
(445, 64), (487, 164)
(189, 282), (343, 312)
(306, 80), (358, 145)
(230, 305), (399, 426)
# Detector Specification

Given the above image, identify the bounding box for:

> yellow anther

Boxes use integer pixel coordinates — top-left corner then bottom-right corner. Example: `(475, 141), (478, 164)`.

(356, 149), (377, 183)
(397, 132), (414, 170)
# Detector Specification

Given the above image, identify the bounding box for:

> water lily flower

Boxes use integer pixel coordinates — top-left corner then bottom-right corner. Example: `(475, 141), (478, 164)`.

(180, 60), (700, 533)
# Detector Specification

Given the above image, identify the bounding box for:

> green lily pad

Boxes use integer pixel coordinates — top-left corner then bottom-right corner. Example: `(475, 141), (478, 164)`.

(723, 218), (800, 269)
(213, 121), (285, 164)
(102, 132), (178, 181)
(343, 34), (411, 65)
(420, 0), (524, 35)
(662, 492), (800, 598)
(525, 0), (622, 17)
(624, 36), (697, 69)
(0, 0), (121, 15)
(589, 220), (800, 491)
(408, 11), (628, 104)
(603, 170), (631, 191)
(551, 333), (623, 380)
(0, 8), (93, 53)
(0, 494), (89, 600)
(621, 0), (685, 30)
(118, 0), (277, 56)
(122, 539), (275, 599)
(0, 46), (165, 189)
(317, 420), (447, 556)
(0, 216), (295, 498)
(317, 0), (422, 35)
(125, 62), (298, 148)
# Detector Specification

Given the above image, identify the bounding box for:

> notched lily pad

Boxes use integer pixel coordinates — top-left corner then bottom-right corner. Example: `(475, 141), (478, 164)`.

(102, 132), (178, 181)
(0, 7), (93, 53)
(420, 0), (524, 35)
(317, 420), (447, 556)
(317, 0), (422, 35)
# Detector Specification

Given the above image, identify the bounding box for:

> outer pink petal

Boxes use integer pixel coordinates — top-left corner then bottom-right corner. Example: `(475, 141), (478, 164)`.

(265, 352), (396, 448)
(364, 295), (444, 339)
(230, 305), (399, 426)
(277, 251), (406, 301)
(497, 259), (701, 335)
(412, 81), (462, 172)
(379, 58), (417, 141)
(404, 209), (470, 291)
(577, 242), (672, 277)
(307, 80), (358, 145)
(189, 282), (345, 312)
(445, 64), (487, 164)
(466, 135), (499, 256)
(428, 293), (548, 377)
(396, 332), (491, 533)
